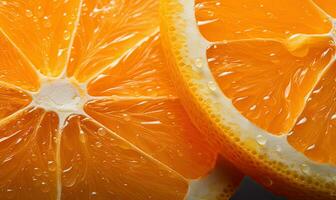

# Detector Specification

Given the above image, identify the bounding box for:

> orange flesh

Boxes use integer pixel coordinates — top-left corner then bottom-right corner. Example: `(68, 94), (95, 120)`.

(67, 0), (159, 82)
(0, 0), (220, 198)
(196, 0), (336, 165)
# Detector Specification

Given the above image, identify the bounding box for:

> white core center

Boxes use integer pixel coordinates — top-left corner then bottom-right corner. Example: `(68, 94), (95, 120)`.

(34, 79), (85, 113)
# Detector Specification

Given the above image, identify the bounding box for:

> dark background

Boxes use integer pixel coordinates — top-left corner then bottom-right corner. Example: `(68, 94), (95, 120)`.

(230, 177), (286, 200)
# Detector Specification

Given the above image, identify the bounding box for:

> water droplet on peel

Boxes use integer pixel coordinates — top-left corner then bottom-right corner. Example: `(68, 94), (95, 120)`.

(256, 135), (267, 146)
(91, 191), (97, 196)
(275, 145), (282, 152)
(25, 9), (33, 17)
(300, 163), (311, 175)
(207, 81), (217, 92)
(63, 30), (71, 40)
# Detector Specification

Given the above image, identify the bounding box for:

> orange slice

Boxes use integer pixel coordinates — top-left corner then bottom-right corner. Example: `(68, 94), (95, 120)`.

(161, 0), (336, 199)
(0, 0), (242, 199)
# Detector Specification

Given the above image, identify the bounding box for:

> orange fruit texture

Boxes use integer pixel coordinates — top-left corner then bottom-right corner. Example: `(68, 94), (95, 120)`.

(0, 0), (242, 199)
(160, 0), (336, 199)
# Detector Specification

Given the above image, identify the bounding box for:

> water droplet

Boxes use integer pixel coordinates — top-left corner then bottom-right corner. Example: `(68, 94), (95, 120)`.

(48, 160), (56, 172)
(25, 9), (33, 18)
(167, 112), (175, 120)
(306, 144), (315, 151)
(43, 16), (51, 28)
(97, 128), (106, 136)
(63, 30), (71, 40)
(41, 181), (49, 193)
(5, 188), (15, 199)
(36, 6), (44, 17)
(256, 135), (267, 146)
(31, 153), (38, 161)
(207, 81), (217, 92)
(300, 163), (311, 175)
(91, 191), (97, 196)
(331, 114), (336, 120)
(296, 117), (307, 125)
(57, 48), (65, 57)
(95, 141), (102, 148)
(122, 114), (131, 121)
(34, 167), (42, 176)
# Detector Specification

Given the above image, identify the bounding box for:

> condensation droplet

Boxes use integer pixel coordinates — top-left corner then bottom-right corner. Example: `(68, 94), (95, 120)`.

(48, 160), (56, 172)
(43, 16), (51, 28)
(296, 117), (307, 125)
(122, 114), (131, 121)
(95, 141), (103, 148)
(41, 181), (50, 193)
(31, 153), (38, 161)
(6, 188), (15, 199)
(256, 135), (267, 146)
(63, 30), (71, 41)
(207, 81), (217, 92)
(97, 128), (106, 136)
(167, 112), (175, 120)
(331, 114), (336, 120)
(25, 9), (33, 18)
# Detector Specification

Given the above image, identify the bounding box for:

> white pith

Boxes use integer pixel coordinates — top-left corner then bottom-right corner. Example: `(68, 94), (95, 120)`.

(170, 0), (336, 186)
